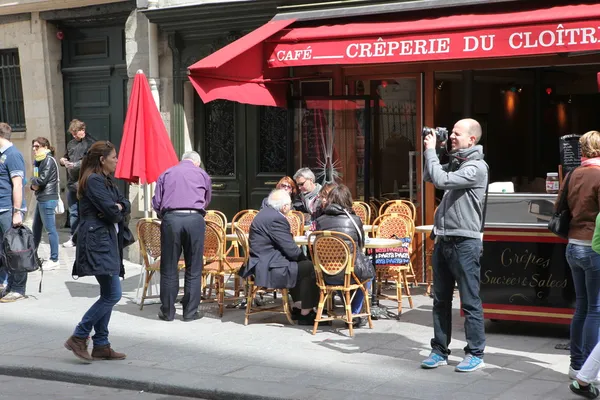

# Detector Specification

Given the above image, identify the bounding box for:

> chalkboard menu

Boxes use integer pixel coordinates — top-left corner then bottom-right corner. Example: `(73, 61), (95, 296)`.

(372, 237), (411, 266)
(479, 239), (574, 308)
(559, 134), (582, 174)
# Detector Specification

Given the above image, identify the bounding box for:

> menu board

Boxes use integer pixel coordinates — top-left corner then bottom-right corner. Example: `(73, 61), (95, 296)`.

(372, 237), (411, 265)
(559, 134), (582, 174)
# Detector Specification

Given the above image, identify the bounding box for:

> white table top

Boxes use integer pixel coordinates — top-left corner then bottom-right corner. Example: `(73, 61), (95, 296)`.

(415, 224), (434, 233)
(304, 224), (376, 232)
(226, 233), (402, 249)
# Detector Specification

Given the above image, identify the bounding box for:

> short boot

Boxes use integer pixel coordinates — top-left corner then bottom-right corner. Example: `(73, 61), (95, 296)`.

(91, 344), (126, 360)
(64, 335), (92, 363)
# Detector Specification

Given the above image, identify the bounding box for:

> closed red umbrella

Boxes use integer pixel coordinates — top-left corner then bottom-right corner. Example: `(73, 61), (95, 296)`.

(116, 70), (178, 185)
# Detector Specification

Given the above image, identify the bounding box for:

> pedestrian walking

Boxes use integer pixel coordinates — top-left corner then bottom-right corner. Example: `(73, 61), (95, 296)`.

(30, 137), (60, 271)
(60, 119), (95, 248)
(65, 141), (130, 363)
(152, 151), (211, 322)
(0, 122), (27, 303)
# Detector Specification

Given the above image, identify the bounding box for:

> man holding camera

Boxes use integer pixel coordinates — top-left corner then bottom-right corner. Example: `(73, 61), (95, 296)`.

(421, 118), (488, 373)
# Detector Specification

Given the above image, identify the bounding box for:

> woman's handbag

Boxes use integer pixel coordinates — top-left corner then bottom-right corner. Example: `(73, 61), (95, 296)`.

(343, 209), (375, 282)
(548, 169), (575, 239)
(49, 157), (65, 214)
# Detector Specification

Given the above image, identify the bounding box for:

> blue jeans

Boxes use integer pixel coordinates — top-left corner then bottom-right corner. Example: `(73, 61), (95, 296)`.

(431, 237), (485, 358)
(67, 189), (79, 236)
(32, 200), (58, 261)
(566, 244), (600, 370)
(0, 210), (27, 294)
(74, 275), (122, 346)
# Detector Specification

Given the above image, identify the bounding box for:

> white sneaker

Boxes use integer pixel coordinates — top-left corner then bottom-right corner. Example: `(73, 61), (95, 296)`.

(569, 366), (600, 384)
(0, 292), (26, 303)
(42, 260), (61, 271)
(63, 237), (75, 248)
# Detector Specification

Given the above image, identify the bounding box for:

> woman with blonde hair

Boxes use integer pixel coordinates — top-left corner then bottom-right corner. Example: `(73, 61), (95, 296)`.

(555, 130), (600, 384)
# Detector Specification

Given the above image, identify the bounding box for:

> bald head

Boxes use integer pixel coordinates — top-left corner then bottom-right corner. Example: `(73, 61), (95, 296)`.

(267, 189), (292, 213)
(450, 118), (482, 151)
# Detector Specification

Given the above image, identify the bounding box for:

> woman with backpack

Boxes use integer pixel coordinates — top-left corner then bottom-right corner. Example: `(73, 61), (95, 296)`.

(30, 137), (60, 271)
(64, 141), (130, 363)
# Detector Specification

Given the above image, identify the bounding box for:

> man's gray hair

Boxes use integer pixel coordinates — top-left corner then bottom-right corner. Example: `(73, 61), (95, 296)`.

(267, 189), (291, 211)
(293, 167), (315, 182)
(182, 151), (201, 164)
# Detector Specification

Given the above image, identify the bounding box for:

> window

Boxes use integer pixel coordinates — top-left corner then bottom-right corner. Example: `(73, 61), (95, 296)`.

(0, 49), (25, 131)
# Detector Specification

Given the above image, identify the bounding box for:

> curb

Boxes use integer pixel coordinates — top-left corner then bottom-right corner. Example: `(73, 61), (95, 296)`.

(0, 363), (289, 400)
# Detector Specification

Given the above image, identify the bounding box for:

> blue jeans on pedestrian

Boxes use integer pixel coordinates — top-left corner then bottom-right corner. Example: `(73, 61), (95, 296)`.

(431, 236), (485, 358)
(73, 275), (122, 347)
(67, 189), (79, 236)
(0, 210), (27, 294)
(32, 200), (58, 262)
(566, 243), (600, 370)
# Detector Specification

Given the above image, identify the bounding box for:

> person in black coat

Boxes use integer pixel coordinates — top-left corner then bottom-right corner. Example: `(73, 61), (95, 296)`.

(30, 137), (60, 271)
(242, 189), (319, 325)
(65, 141), (130, 363)
(315, 184), (369, 327)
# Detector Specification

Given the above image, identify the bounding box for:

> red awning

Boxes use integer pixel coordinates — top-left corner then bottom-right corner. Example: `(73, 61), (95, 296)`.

(188, 19), (295, 107)
(188, 3), (600, 107)
(267, 3), (600, 68)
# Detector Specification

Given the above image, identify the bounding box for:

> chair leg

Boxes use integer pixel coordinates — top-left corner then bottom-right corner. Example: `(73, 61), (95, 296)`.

(361, 282), (374, 329)
(245, 282), (256, 326)
(408, 263), (419, 286)
(281, 289), (295, 325)
(345, 289), (354, 337)
(218, 274), (225, 317)
(403, 269), (414, 309)
(139, 270), (154, 311)
(313, 290), (325, 335)
(207, 275), (215, 299)
(396, 272), (403, 316)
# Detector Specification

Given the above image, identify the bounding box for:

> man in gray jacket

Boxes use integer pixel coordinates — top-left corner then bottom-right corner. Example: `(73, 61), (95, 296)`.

(421, 118), (488, 373)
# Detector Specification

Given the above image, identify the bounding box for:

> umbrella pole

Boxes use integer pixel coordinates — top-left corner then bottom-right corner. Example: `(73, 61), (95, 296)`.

(143, 183), (150, 219)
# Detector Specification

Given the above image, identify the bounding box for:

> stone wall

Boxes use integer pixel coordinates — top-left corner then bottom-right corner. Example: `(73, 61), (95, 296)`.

(0, 13), (65, 223)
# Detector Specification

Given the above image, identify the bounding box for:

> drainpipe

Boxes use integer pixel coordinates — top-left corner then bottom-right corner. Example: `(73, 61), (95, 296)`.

(146, 2), (160, 218)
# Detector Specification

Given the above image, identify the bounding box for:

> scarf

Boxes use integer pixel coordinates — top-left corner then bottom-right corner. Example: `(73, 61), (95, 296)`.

(581, 157), (600, 167)
(34, 148), (51, 162)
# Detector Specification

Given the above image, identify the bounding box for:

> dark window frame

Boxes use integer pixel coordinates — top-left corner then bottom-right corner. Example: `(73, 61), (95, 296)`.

(0, 49), (26, 131)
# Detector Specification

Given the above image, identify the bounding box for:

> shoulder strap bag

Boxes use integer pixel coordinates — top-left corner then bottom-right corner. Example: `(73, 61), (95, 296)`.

(343, 209), (374, 282)
(548, 168), (576, 239)
(48, 156), (65, 214)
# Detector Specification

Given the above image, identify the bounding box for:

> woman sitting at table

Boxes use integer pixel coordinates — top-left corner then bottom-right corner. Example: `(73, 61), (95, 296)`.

(260, 176), (302, 210)
(311, 182), (337, 225)
(315, 184), (370, 328)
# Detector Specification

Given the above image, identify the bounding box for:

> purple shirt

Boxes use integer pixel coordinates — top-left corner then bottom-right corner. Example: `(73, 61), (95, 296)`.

(152, 160), (212, 214)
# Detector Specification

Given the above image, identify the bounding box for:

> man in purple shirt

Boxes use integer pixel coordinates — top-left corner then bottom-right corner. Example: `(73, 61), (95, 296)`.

(152, 151), (211, 322)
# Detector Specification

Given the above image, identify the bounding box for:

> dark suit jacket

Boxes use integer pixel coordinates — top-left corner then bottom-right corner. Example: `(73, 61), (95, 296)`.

(242, 206), (304, 289)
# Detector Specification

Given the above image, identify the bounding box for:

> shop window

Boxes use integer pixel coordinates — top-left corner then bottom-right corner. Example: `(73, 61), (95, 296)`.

(0, 49), (25, 131)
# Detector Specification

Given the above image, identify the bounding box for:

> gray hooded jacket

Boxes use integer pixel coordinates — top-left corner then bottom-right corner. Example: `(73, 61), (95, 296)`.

(424, 145), (488, 240)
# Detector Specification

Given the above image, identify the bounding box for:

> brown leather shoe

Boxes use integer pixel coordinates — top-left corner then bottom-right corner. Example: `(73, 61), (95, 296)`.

(91, 344), (126, 360)
(64, 335), (92, 363)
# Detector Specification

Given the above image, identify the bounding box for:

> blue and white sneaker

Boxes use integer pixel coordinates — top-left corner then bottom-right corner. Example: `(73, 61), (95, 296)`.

(421, 352), (448, 369)
(455, 354), (485, 372)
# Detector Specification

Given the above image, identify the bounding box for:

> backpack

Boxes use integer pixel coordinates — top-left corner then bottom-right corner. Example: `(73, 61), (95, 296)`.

(3, 225), (43, 292)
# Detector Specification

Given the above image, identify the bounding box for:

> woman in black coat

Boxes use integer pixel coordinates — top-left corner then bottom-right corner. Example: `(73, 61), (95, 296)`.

(315, 184), (369, 328)
(64, 141), (131, 363)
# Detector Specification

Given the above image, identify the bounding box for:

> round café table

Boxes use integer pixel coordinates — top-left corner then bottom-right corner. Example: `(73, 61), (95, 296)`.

(414, 225), (434, 297)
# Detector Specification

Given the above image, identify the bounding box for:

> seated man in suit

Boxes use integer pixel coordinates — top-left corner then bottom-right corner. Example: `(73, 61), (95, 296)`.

(242, 189), (319, 325)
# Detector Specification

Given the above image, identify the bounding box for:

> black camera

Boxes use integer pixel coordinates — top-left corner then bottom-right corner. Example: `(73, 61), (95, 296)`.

(422, 126), (448, 145)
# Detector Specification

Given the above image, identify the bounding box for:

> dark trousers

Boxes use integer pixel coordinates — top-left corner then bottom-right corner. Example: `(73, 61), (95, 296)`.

(431, 236), (485, 358)
(290, 260), (319, 309)
(67, 189), (79, 236)
(159, 212), (205, 320)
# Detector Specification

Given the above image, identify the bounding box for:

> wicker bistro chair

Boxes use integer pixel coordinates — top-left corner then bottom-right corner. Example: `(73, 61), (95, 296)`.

(242, 230), (295, 326)
(137, 218), (186, 310)
(291, 210), (306, 234)
(373, 207), (419, 286)
(370, 213), (415, 315)
(352, 201), (371, 225)
(201, 221), (245, 317)
(379, 200), (416, 221)
(308, 231), (373, 337)
(205, 210), (228, 230)
(285, 212), (304, 236)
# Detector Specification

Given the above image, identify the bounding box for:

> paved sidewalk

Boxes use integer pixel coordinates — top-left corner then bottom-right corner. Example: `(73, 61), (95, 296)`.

(0, 229), (576, 400)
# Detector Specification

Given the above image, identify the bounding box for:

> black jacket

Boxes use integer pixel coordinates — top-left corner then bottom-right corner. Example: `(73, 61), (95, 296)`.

(30, 156), (59, 202)
(242, 206), (306, 289)
(73, 173), (131, 278)
(315, 204), (365, 282)
(64, 136), (96, 191)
